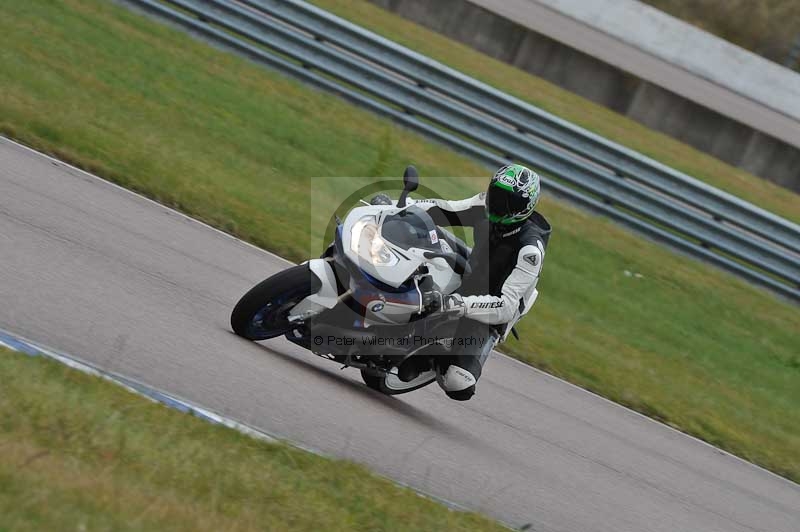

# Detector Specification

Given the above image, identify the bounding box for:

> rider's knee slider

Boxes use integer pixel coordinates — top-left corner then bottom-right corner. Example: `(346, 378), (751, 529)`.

(440, 365), (477, 392)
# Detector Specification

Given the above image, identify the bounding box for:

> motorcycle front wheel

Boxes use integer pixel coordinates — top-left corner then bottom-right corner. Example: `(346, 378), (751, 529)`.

(231, 264), (320, 341)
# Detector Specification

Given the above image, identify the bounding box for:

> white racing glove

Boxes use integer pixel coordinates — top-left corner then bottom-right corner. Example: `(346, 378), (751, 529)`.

(422, 291), (466, 318)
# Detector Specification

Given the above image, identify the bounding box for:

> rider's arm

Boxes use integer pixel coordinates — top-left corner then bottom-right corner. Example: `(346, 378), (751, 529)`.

(461, 242), (544, 325)
(411, 194), (486, 228)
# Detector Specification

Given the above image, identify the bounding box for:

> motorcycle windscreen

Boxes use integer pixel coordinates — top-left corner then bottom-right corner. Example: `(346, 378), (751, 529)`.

(381, 207), (443, 252)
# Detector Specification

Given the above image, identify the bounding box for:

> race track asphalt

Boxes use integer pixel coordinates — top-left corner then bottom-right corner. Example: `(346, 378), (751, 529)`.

(1, 137), (798, 532)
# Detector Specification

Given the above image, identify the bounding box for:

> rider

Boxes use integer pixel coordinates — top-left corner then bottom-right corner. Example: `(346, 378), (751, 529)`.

(404, 164), (552, 401)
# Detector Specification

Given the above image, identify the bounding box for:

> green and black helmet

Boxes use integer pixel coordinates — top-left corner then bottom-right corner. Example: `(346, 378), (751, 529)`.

(485, 164), (541, 225)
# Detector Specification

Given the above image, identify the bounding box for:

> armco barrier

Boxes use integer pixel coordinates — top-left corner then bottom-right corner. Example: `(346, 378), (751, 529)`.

(122, 0), (800, 301)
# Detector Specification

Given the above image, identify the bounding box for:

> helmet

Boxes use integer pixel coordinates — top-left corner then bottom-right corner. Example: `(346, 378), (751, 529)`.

(485, 164), (541, 225)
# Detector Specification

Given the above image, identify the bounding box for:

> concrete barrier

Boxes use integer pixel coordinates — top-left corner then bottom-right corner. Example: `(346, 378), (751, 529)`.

(367, 0), (800, 192)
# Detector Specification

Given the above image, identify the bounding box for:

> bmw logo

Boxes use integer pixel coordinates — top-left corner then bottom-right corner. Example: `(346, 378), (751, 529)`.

(370, 302), (385, 313)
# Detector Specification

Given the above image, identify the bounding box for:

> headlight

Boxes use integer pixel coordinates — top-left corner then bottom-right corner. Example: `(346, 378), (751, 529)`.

(350, 216), (399, 267)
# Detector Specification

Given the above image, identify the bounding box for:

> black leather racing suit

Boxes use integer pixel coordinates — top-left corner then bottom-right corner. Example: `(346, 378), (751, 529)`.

(411, 194), (552, 400)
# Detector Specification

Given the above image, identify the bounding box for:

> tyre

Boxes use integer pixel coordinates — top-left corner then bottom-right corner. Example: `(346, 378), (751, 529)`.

(360, 369), (436, 395)
(231, 264), (321, 341)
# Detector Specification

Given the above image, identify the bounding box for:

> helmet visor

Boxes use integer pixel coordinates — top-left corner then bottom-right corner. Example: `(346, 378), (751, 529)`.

(486, 185), (530, 224)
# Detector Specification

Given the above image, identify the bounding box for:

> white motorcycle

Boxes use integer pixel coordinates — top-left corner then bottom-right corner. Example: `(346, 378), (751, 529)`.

(231, 167), (473, 395)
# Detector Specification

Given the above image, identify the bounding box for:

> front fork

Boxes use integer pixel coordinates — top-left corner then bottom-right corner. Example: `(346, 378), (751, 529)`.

(286, 258), (341, 322)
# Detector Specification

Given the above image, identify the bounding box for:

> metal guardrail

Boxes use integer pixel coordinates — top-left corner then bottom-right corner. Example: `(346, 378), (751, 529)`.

(123, 0), (800, 301)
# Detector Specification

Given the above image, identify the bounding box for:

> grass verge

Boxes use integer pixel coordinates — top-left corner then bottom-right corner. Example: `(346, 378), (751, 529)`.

(0, 0), (798, 482)
(0, 349), (505, 531)
(310, 0), (800, 223)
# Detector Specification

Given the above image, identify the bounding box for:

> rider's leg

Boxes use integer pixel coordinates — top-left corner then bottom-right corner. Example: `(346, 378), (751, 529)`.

(435, 319), (499, 401)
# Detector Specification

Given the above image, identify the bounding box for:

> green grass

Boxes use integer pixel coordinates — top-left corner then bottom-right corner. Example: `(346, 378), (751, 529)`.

(309, 0), (800, 224)
(0, 0), (798, 485)
(0, 349), (505, 531)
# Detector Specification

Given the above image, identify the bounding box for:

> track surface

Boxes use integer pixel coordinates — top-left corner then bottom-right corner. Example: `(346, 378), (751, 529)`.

(1, 138), (798, 531)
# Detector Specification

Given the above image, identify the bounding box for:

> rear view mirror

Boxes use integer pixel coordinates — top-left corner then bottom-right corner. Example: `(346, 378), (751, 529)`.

(403, 165), (419, 192)
(397, 165), (419, 209)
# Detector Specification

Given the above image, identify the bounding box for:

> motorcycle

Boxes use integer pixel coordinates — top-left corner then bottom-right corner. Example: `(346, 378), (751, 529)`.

(231, 166), (474, 395)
